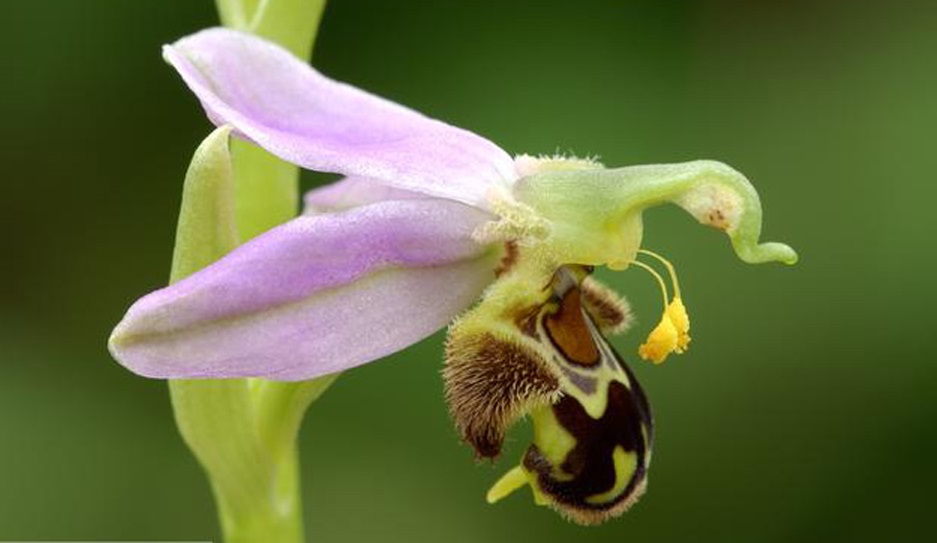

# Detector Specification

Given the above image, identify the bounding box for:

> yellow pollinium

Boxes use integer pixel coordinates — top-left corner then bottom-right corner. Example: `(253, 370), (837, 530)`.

(638, 312), (678, 364)
(668, 297), (691, 352)
(638, 298), (691, 364)
(634, 250), (692, 364)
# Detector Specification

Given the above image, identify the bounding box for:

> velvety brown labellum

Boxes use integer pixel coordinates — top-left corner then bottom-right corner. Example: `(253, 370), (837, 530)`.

(528, 267), (652, 524)
(525, 364), (653, 524)
(444, 263), (652, 524)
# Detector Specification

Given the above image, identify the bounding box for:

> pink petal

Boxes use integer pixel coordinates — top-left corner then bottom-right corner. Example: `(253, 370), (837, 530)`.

(303, 176), (425, 214)
(109, 199), (497, 380)
(163, 28), (517, 208)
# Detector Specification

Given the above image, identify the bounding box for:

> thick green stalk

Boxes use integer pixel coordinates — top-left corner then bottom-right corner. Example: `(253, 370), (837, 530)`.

(217, 0), (325, 60)
(228, 143), (300, 241)
(168, 4), (332, 542)
(172, 380), (305, 543)
(216, 0), (327, 241)
(165, 127), (307, 543)
(253, 377), (340, 458)
(215, 0), (338, 476)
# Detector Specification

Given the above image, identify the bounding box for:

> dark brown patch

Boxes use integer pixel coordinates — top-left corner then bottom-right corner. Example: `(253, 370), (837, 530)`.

(444, 332), (559, 458)
(707, 208), (729, 229)
(544, 288), (601, 367)
(523, 357), (653, 525)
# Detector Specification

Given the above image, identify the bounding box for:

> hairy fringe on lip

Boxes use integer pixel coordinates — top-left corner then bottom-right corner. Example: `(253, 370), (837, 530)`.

(443, 330), (560, 459)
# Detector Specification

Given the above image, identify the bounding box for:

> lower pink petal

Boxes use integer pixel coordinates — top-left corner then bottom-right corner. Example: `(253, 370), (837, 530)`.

(110, 199), (496, 380)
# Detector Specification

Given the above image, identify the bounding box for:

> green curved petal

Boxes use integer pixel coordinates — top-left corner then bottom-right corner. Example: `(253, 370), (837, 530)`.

(513, 159), (798, 267)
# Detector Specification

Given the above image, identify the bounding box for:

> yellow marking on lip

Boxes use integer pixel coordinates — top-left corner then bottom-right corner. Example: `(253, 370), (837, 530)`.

(585, 446), (638, 505)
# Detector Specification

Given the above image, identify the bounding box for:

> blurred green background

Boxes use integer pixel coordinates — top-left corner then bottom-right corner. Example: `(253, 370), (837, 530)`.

(1, 0), (935, 541)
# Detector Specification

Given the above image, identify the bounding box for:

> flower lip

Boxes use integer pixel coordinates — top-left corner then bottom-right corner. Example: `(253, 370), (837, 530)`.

(163, 27), (518, 209)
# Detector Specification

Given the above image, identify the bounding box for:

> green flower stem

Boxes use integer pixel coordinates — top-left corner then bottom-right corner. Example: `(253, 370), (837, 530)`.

(216, 447), (305, 543)
(171, 380), (305, 543)
(166, 4), (332, 541)
(215, 0), (337, 471)
(229, 142), (301, 242)
(166, 127), (308, 543)
(165, 127), (298, 541)
(216, 0), (327, 242)
(254, 377), (340, 459)
(216, 0), (325, 60)
(165, 126), (323, 543)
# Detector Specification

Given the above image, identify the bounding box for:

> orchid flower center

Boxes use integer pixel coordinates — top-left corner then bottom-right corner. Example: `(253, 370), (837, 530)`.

(442, 156), (796, 522)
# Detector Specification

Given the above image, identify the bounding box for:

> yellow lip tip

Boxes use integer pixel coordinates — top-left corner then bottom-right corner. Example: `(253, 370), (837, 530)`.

(486, 465), (529, 504)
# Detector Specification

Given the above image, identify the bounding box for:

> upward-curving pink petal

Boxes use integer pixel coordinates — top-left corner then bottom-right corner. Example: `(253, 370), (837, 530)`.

(163, 28), (518, 209)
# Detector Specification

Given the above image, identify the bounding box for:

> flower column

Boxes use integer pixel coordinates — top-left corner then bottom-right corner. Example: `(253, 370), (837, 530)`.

(167, 2), (330, 542)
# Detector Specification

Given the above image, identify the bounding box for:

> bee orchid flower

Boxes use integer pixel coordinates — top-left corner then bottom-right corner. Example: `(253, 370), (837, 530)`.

(109, 28), (796, 524)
